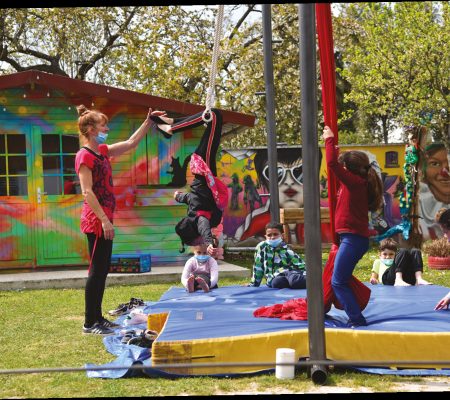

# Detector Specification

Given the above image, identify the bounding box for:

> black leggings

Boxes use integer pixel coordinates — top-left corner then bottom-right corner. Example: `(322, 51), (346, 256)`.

(85, 233), (113, 327)
(382, 248), (423, 285)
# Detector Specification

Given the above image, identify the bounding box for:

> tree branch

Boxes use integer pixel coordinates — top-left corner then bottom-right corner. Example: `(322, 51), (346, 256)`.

(76, 7), (139, 80)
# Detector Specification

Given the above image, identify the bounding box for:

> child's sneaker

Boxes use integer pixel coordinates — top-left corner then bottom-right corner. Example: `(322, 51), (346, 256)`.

(127, 329), (158, 348)
(82, 322), (115, 336)
(120, 329), (143, 344)
(196, 277), (210, 293)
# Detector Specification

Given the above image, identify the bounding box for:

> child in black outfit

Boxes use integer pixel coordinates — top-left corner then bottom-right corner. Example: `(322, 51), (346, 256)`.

(151, 109), (226, 257)
(370, 238), (432, 286)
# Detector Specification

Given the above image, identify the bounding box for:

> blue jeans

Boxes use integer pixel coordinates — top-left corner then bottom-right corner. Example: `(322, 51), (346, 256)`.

(332, 233), (369, 325)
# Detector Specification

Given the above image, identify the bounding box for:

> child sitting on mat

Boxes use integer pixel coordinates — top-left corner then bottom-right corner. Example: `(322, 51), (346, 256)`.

(181, 243), (219, 293)
(370, 238), (431, 286)
(247, 221), (307, 289)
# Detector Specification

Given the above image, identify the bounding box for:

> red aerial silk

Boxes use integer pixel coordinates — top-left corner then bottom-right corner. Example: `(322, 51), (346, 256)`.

(316, 3), (371, 313)
(254, 4), (370, 321)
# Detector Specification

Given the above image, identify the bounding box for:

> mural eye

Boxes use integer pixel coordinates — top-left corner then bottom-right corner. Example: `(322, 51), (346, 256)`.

(292, 166), (303, 184)
(262, 165), (286, 183)
(276, 167), (284, 182)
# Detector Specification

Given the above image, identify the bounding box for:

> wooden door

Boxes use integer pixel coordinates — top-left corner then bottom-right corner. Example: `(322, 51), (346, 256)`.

(0, 127), (37, 268)
(32, 126), (86, 266)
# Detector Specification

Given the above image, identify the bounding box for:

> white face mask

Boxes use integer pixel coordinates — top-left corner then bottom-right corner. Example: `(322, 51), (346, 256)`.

(95, 132), (108, 144)
(266, 237), (283, 247)
(380, 258), (394, 267)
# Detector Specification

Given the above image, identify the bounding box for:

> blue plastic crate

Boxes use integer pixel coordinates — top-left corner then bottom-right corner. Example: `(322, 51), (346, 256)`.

(109, 253), (151, 273)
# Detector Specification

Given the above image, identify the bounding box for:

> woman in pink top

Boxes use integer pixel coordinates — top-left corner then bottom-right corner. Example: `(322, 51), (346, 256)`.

(75, 104), (165, 335)
(323, 126), (383, 327)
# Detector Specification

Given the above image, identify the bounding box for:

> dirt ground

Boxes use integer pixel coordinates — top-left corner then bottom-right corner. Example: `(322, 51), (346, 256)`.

(213, 377), (450, 394)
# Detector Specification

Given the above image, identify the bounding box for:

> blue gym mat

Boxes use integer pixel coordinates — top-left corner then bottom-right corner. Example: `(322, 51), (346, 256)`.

(86, 284), (450, 379)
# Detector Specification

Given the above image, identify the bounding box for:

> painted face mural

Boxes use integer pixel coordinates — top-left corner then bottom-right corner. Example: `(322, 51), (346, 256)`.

(422, 144), (450, 204)
(261, 161), (304, 209)
(228, 148), (313, 246)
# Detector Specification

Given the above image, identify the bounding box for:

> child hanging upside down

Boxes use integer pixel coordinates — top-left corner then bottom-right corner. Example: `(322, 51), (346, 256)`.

(371, 238), (432, 286)
(151, 108), (227, 257)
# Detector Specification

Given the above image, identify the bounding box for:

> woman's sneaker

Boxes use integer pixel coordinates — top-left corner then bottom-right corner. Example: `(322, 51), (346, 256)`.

(98, 316), (120, 329)
(82, 322), (115, 336)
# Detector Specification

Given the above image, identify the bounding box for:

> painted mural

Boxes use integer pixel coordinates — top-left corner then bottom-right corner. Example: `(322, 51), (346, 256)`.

(214, 143), (449, 248)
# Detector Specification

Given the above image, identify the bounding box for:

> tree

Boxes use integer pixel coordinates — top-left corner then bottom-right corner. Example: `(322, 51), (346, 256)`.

(334, 2), (449, 144)
(0, 7), (139, 80)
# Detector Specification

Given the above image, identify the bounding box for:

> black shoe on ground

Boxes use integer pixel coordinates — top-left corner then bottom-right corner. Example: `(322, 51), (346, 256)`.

(108, 297), (144, 316)
(120, 329), (143, 344)
(127, 329), (158, 348)
(82, 322), (115, 336)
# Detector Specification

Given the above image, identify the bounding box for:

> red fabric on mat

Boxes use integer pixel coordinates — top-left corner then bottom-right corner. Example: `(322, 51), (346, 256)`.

(253, 297), (308, 321)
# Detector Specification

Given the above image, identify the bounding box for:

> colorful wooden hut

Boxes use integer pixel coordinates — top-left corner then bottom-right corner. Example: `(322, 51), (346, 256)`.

(0, 70), (255, 269)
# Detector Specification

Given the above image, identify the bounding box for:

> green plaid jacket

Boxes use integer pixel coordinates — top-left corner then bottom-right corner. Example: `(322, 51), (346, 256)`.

(249, 241), (306, 287)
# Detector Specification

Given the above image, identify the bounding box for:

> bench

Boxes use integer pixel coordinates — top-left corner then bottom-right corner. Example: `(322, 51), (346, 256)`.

(279, 207), (330, 245)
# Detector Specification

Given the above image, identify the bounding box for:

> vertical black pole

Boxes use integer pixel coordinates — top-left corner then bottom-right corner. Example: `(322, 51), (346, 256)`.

(299, 3), (327, 384)
(262, 4), (280, 222)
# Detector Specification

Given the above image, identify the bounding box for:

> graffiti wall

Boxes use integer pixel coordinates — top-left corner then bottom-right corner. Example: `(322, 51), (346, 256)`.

(217, 143), (449, 247)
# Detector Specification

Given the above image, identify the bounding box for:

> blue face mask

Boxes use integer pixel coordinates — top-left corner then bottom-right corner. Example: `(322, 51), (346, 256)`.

(380, 258), (394, 266)
(266, 237), (283, 247)
(195, 255), (210, 263)
(95, 132), (108, 144)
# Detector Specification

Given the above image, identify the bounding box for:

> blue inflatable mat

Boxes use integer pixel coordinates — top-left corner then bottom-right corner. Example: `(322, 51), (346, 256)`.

(87, 284), (450, 378)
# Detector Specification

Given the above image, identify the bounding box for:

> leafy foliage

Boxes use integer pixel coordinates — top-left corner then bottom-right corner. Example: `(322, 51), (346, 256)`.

(0, 4), (448, 148)
(334, 2), (449, 144)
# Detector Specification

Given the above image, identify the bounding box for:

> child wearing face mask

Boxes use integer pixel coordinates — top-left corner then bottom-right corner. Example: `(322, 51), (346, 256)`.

(181, 243), (219, 293)
(371, 238), (432, 286)
(247, 221), (307, 288)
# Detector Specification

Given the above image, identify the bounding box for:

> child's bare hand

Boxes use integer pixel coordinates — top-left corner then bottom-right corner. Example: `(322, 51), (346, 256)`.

(322, 126), (334, 140)
(174, 191), (181, 200)
(434, 296), (450, 310)
(370, 277), (378, 285)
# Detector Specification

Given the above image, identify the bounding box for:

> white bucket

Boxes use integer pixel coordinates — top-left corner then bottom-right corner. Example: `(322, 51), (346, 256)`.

(275, 348), (296, 379)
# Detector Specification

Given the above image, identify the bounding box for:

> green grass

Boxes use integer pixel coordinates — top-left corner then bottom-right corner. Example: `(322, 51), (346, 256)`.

(0, 245), (449, 397)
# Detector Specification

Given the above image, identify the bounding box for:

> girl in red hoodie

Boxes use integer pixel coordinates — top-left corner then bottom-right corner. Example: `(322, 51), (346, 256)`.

(323, 126), (383, 327)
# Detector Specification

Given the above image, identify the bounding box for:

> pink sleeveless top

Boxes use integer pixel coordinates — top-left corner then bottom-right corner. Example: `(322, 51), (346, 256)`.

(75, 145), (115, 235)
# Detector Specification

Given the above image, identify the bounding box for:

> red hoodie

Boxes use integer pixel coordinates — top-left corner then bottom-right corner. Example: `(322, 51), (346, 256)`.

(325, 137), (370, 238)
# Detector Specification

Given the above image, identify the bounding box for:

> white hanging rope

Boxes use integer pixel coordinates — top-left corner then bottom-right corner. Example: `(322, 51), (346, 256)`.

(203, 4), (225, 123)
